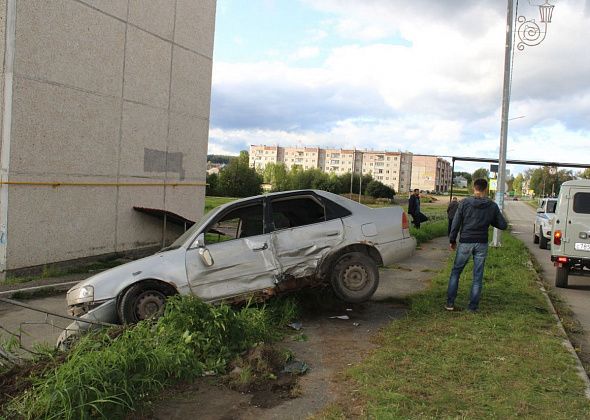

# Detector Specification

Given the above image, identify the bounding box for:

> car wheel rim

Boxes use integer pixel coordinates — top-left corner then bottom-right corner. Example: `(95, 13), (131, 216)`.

(342, 264), (369, 291)
(135, 291), (165, 320)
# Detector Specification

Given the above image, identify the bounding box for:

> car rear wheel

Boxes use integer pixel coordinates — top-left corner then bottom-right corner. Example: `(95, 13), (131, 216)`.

(533, 225), (539, 244)
(539, 228), (549, 249)
(118, 281), (171, 324)
(331, 252), (379, 303)
(555, 266), (569, 288)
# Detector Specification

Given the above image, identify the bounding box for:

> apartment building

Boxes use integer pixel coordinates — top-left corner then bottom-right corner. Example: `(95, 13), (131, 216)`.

(249, 145), (414, 193)
(249, 145), (280, 170)
(360, 151), (413, 193)
(411, 156), (452, 193)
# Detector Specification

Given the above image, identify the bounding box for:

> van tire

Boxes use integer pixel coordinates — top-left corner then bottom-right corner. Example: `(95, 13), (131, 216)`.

(539, 228), (549, 249)
(331, 252), (379, 303)
(555, 266), (569, 288)
(533, 225), (540, 244)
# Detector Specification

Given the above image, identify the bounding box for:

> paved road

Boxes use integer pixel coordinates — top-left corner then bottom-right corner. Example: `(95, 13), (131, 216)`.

(0, 294), (70, 352)
(504, 200), (590, 362)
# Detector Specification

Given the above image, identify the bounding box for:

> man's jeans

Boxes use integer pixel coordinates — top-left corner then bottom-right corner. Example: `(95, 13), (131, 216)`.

(447, 242), (488, 310)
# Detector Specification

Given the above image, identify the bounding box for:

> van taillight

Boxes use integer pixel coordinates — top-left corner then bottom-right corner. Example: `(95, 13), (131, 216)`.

(557, 256), (568, 263)
(554, 230), (562, 246)
(402, 212), (409, 230)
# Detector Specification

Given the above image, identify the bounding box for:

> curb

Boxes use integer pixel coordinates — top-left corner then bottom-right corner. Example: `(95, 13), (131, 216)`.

(536, 278), (590, 399)
(0, 281), (78, 298)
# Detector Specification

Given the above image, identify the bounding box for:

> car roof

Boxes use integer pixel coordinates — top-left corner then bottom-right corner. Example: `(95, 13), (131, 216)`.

(214, 189), (366, 213)
(561, 179), (590, 188)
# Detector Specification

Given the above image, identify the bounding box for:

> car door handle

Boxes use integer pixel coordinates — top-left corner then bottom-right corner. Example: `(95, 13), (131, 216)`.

(326, 231), (340, 237)
(252, 243), (268, 251)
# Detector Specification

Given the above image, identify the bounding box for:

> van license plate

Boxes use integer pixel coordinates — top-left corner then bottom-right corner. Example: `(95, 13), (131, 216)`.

(575, 243), (590, 251)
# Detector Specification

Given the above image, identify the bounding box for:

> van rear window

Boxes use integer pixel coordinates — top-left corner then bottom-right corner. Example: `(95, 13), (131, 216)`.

(573, 193), (590, 214)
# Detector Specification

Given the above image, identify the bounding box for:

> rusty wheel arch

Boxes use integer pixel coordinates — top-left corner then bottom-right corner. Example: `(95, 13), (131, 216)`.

(318, 244), (384, 280)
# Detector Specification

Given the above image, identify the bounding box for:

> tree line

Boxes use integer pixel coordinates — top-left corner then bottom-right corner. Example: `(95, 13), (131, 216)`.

(206, 151), (396, 199)
(454, 166), (589, 197)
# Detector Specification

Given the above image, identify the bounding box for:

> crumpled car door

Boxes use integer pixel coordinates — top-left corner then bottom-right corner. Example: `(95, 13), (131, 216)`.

(269, 195), (344, 278)
(185, 201), (278, 301)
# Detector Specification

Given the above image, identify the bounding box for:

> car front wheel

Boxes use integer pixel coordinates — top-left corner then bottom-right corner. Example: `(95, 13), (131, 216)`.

(331, 252), (379, 303)
(118, 281), (170, 324)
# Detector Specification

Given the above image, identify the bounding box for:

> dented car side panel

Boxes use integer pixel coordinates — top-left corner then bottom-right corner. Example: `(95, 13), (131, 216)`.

(186, 233), (279, 301)
(271, 218), (345, 278)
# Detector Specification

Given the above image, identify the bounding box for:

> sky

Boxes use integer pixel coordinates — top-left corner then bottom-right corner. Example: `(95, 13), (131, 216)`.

(208, 0), (590, 174)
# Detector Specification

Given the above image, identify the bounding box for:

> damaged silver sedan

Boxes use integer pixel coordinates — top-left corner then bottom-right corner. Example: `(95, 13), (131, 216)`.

(59, 190), (415, 344)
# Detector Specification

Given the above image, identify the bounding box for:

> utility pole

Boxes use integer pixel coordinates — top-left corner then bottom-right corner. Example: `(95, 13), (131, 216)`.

(492, 0), (514, 247)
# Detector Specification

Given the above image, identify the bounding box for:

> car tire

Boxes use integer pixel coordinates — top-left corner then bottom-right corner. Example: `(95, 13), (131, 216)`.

(533, 225), (539, 244)
(331, 252), (379, 303)
(118, 281), (171, 325)
(539, 228), (549, 249)
(555, 266), (569, 288)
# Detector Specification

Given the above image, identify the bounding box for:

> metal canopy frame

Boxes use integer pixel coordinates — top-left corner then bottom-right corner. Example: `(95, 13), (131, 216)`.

(410, 153), (590, 202)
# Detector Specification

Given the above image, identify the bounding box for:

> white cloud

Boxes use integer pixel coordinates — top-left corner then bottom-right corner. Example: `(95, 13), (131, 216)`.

(210, 0), (590, 174)
(289, 46), (321, 61)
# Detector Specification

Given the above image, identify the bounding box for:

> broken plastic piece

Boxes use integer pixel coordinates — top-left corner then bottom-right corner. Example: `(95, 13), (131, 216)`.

(288, 321), (303, 331)
(282, 360), (309, 375)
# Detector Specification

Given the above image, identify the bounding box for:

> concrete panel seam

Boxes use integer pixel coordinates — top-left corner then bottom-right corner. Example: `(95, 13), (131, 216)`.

(0, 0), (16, 276)
(72, 0), (213, 60)
(114, 0), (131, 252)
(161, 0), (179, 247)
(14, 77), (213, 122)
(16, 73), (121, 101)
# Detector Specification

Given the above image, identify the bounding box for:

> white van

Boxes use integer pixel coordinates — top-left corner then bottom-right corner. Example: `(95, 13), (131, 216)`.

(550, 180), (590, 287)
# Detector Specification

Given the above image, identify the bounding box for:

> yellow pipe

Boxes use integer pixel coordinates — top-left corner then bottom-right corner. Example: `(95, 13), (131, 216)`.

(0, 181), (207, 187)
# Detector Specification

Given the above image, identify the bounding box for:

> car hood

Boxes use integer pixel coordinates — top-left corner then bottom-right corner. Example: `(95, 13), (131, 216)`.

(68, 249), (187, 302)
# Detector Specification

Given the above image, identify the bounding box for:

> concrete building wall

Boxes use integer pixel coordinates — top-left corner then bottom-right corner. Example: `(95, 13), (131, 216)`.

(411, 156), (452, 193)
(1, 0), (215, 272)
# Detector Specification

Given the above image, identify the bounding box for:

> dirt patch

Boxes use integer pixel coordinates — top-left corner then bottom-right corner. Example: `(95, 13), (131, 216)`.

(0, 353), (66, 410)
(144, 236), (450, 420)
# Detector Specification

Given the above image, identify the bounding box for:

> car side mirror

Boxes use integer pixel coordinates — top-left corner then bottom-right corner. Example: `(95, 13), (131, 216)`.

(536, 208), (543, 214)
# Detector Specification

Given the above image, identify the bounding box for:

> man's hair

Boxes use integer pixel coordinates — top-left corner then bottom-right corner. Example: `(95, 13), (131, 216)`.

(413, 188), (419, 193)
(452, 197), (458, 201)
(473, 178), (488, 192)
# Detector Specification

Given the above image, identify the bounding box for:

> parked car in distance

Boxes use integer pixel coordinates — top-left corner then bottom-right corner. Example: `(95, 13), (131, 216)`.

(550, 180), (590, 287)
(533, 197), (558, 249)
(59, 190), (416, 345)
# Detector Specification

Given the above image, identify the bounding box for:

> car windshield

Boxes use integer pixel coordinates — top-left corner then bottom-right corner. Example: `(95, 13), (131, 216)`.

(546, 200), (557, 213)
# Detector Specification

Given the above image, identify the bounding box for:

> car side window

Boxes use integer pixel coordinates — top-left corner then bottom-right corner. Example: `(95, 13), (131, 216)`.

(546, 201), (557, 213)
(573, 193), (590, 214)
(205, 203), (264, 244)
(271, 196), (326, 230)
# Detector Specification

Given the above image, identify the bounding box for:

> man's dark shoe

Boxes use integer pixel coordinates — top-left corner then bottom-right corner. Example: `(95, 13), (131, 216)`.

(467, 308), (478, 313)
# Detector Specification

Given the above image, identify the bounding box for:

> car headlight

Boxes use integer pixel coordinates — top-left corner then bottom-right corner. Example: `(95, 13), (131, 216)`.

(72, 286), (94, 303)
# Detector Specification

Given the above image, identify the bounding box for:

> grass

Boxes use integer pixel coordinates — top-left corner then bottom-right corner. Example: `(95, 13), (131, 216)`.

(320, 232), (590, 418)
(204, 196), (237, 213)
(4, 295), (297, 419)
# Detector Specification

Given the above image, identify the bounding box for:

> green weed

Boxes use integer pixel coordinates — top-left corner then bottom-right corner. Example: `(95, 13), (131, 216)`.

(5, 295), (292, 419)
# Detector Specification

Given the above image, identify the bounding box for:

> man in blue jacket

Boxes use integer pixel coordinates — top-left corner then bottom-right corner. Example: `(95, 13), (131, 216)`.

(445, 178), (508, 312)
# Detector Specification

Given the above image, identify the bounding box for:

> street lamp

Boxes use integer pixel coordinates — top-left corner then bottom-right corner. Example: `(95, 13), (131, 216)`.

(492, 0), (555, 247)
